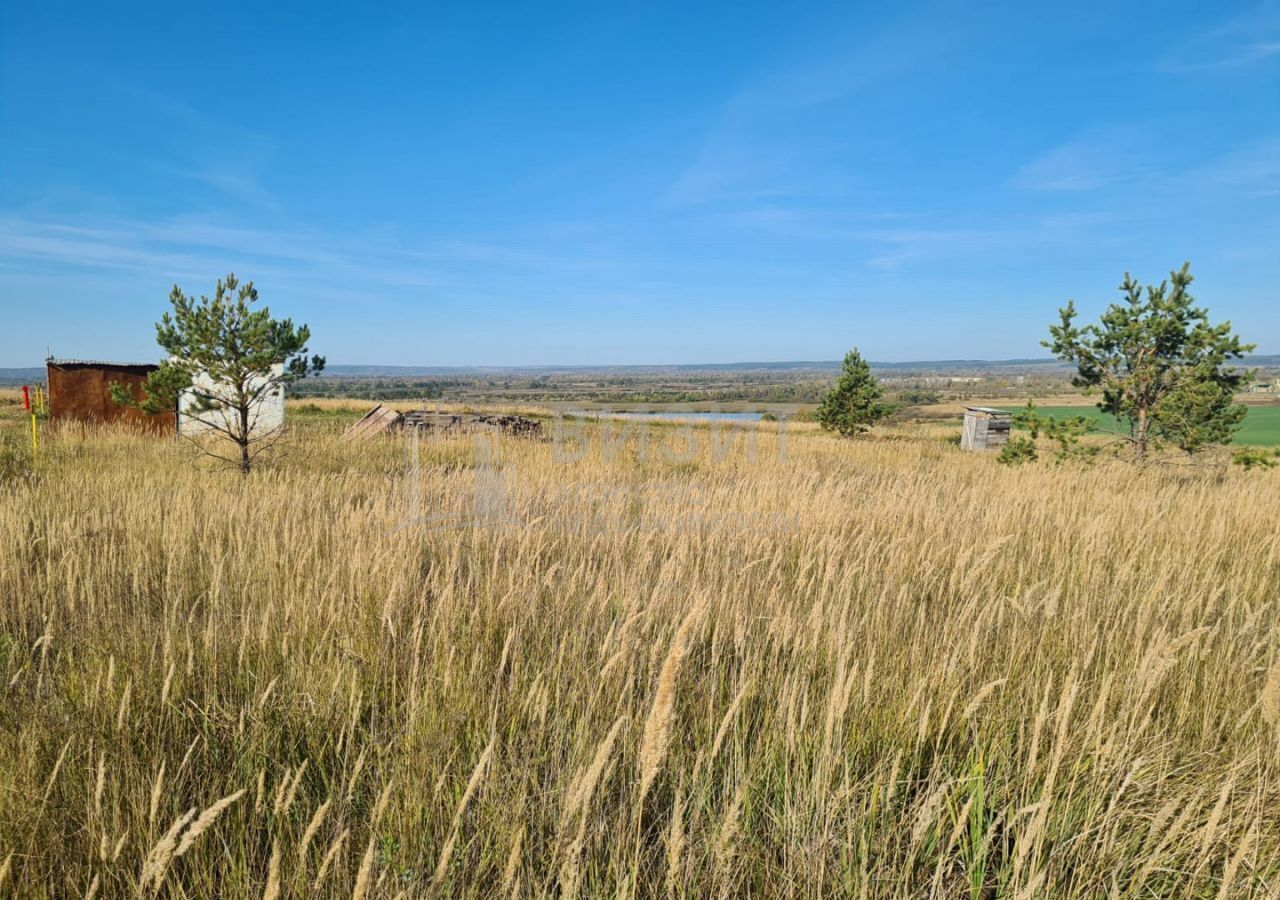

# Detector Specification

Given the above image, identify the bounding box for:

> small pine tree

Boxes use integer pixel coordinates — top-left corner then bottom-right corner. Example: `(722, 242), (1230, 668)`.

(1231, 447), (1279, 471)
(113, 274), (324, 473)
(1045, 263), (1253, 461)
(996, 436), (1038, 466)
(815, 349), (896, 437)
(1000, 400), (1099, 465)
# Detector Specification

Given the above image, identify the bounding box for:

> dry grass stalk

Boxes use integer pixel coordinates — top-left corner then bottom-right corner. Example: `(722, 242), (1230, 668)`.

(147, 762), (166, 834)
(709, 678), (750, 764)
(1260, 662), (1280, 727)
(175, 789), (248, 858)
(501, 826), (524, 897)
(313, 828), (348, 893)
(962, 678), (1007, 720)
(262, 839), (281, 900)
(1215, 823), (1258, 900)
(558, 715), (627, 897)
(432, 738), (496, 889)
(140, 806), (198, 893)
(666, 787), (686, 896)
(638, 607), (701, 806)
(39, 737), (73, 807)
(352, 835), (377, 900)
(297, 798), (331, 864)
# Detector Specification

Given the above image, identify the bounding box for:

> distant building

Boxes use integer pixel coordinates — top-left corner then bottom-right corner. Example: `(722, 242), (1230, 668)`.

(178, 363), (286, 438)
(45, 358), (175, 433)
(961, 406), (1011, 451)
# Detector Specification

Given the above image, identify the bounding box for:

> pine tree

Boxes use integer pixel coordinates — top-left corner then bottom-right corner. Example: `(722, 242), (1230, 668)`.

(113, 274), (324, 473)
(815, 348), (896, 437)
(1045, 263), (1253, 461)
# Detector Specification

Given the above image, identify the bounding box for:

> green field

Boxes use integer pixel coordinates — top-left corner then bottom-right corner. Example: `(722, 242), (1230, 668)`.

(1032, 403), (1280, 447)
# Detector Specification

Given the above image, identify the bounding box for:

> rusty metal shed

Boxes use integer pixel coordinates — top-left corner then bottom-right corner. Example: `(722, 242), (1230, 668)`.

(46, 359), (176, 433)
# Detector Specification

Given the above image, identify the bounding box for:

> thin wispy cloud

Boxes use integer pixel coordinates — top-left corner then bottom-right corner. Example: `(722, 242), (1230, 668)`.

(1183, 138), (1280, 197)
(1157, 3), (1280, 71)
(1011, 128), (1159, 192)
(715, 202), (1126, 273)
(115, 83), (284, 212)
(853, 219), (1124, 272)
(665, 16), (951, 207)
(184, 167), (282, 212)
(0, 212), (635, 302)
(1014, 131), (1280, 200)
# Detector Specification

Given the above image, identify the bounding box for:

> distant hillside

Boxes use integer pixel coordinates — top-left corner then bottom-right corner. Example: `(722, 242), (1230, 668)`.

(316, 359), (1074, 377)
(318, 354), (1279, 377)
(0, 368), (45, 386)
(3, 355), (1275, 386)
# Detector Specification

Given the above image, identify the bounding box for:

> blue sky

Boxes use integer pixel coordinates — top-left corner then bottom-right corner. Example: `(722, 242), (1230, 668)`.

(1, 1), (1276, 366)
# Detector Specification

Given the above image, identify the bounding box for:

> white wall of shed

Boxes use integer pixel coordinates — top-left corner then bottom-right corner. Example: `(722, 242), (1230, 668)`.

(178, 364), (286, 437)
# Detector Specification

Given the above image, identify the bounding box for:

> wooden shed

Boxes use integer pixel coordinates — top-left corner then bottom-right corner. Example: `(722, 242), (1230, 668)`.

(960, 406), (1011, 451)
(46, 359), (176, 433)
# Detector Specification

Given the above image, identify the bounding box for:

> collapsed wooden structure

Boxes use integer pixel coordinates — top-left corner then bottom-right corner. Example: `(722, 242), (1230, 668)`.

(342, 404), (545, 441)
(960, 406), (1012, 451)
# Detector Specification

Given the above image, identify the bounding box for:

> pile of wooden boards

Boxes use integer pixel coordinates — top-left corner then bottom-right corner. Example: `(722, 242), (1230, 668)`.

(401, 410), (545, 438)
(342, 404), (545, 441)
(340, 404), (403, 441)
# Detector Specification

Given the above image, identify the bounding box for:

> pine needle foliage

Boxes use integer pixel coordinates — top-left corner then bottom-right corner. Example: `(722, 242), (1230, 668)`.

(1045, 263), (1253, 460)
(815, 348), (896, 437)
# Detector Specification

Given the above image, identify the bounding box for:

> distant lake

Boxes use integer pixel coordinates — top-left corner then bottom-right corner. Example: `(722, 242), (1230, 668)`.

(598, 411), (766, 423)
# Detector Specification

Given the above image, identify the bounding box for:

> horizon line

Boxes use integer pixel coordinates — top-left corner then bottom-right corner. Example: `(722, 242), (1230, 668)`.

(4, 353), (1278, 373)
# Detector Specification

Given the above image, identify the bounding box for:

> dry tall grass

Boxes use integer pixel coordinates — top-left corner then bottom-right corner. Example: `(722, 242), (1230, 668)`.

(0, 415), (1278, 897)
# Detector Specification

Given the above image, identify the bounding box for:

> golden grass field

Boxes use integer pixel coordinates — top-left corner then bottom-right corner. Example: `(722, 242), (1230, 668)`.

(1, 393), (1279, 898)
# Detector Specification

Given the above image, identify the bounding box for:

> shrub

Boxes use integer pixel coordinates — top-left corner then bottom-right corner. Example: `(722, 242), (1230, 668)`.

(1231, 447), (1279, 470)
(997, 436), (1038, 466)
(897, 389), (942, 405)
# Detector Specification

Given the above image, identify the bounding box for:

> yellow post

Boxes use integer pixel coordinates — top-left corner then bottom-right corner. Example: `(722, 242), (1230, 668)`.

(31, 413), (38, 452)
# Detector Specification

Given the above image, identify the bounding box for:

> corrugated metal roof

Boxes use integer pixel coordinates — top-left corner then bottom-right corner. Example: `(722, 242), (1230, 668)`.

(47, 358), (158, 368)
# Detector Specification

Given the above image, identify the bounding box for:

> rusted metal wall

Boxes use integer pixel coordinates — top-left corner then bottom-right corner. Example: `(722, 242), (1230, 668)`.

(47, 363), (176, 433)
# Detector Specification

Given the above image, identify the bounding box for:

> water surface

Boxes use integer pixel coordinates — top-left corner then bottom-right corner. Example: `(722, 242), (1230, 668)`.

(599, 411), (766, 423)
